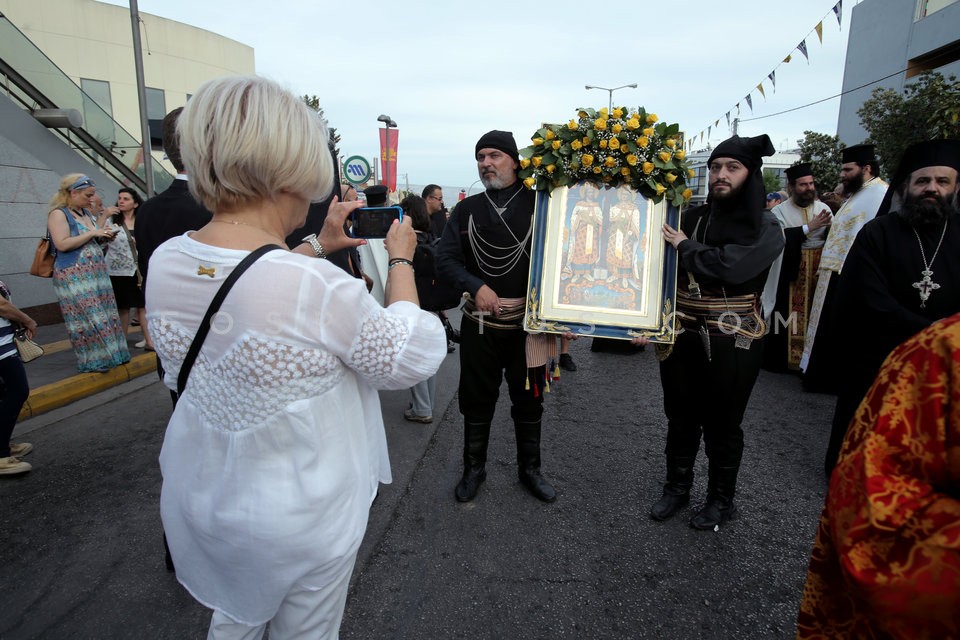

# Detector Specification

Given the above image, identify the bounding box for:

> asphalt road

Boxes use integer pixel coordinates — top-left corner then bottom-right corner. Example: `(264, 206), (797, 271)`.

(0, 337), (835, 639)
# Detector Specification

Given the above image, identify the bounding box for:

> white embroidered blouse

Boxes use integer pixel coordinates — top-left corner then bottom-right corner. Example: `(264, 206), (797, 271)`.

(145, 234), (446, 624)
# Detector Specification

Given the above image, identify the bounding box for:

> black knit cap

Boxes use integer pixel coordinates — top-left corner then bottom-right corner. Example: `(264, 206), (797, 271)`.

(708, 134), (775, 172)
(785, 163), (813, 183)
(841, 144), (875, 165)
(475, 130), (520, 164)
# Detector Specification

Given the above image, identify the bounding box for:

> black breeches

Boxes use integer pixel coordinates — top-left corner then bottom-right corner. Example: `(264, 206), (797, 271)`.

(659, 331), (764, 467)
(457, 317), (544, 424)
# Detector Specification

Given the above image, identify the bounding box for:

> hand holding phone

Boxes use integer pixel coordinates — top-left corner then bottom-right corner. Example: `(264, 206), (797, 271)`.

(350, 206), (403, 239)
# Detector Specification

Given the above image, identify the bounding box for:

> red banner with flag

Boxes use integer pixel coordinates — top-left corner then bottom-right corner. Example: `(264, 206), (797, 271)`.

(379, 128), (399, 192)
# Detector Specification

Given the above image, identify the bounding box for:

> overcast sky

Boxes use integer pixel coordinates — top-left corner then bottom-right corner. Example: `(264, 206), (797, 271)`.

(104, 0), (862, 190)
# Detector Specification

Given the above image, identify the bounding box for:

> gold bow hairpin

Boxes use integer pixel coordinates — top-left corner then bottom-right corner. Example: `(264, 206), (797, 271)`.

(197, 265), (216, 277)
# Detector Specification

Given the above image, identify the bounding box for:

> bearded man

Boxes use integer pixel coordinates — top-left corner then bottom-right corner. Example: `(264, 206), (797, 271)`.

(821, 138), (960, 477)
(763, 163), (832, 372)
(436, 130), (557, 504)
(801, 144), (888, 392)
(650, 135), (784, 530)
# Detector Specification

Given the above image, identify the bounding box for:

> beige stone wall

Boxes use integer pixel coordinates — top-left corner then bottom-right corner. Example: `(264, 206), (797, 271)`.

(0, 0), (255, 170)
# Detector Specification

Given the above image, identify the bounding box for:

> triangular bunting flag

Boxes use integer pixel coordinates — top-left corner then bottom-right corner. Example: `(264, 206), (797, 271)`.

(736, 103), (741, 115)
(783, 54), (792, 63)
(745, 94), (753, 111)
(708, 125), (712, 139)
(798, 39), (809, 63)
(833, 1), (842, 28)
(699, 132), (704, 143)
(768, 71), (776, 91)
(757, 83), (766, 99)
(815, 21), (823, 43)
(725, 112), (731, 127)
(715, 119), (719, 127)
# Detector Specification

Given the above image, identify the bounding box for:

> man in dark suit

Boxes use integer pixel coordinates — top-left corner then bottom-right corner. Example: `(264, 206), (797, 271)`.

(135, 107), (212, 288)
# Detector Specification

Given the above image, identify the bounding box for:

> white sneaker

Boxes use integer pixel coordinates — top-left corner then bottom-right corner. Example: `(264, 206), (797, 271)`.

(9, 442), (32, 457)
(0, 456), (32, 475)
(134, 340), (147, 348)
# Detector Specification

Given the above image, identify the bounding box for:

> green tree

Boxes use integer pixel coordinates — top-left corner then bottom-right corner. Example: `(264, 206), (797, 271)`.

(797, 131), (845, 194)
(301, 94), (341, 158)
(762, 169), (782, 193)
(857, 71), (960, 178)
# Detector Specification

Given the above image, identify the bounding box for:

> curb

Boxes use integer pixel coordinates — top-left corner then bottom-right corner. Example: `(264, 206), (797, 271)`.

(18, 353), (158, 421)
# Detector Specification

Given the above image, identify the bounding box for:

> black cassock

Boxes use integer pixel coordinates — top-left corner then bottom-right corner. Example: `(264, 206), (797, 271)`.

(824, 213), (960, 474)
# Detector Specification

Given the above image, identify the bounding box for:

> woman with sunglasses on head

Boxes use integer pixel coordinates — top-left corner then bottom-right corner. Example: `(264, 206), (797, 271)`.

(46, 174), (130, 373)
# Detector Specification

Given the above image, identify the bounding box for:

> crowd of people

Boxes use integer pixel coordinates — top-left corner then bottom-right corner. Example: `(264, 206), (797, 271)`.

(3, 68), (958, 636)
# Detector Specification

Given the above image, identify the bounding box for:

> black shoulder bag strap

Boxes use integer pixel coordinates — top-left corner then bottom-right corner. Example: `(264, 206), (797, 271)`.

(176, 244), (282, 397)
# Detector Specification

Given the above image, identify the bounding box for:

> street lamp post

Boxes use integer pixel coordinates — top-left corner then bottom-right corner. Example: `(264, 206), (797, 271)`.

(584, 83), (638, 112)
(377, 114), (397, 193)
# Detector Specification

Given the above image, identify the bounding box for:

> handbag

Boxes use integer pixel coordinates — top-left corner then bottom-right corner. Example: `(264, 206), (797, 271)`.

(177, 245), (281, 397)
(14, 328), (44, 363)
(30, 235), (54, 277)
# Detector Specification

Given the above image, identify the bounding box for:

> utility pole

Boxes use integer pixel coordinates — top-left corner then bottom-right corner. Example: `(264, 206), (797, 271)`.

(129, 0), (154, 195)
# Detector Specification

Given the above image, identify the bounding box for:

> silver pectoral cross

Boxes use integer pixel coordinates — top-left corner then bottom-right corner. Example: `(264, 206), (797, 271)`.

(913, 269), (940, 308)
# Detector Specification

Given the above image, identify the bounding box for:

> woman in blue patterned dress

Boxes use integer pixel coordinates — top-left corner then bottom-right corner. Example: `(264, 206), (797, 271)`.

(47, 174), (130, 373)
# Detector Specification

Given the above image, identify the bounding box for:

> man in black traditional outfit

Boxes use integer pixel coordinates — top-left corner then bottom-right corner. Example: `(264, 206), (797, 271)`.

(822, 138), (960, 477)
(436, 130), (557, 504)
(649, 134), (784, 530)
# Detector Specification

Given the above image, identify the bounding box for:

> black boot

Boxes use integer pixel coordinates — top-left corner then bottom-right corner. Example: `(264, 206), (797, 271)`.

(690, 466), (739, 530)
(515, 420), (557, 503)
(649, 456), (695, 522)
(455, 421), (490, 502)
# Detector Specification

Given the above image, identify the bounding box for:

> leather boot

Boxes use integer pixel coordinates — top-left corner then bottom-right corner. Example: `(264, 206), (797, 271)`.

(515, 420), (557, 503)
(690, 465), (739, 530)
(455, 421), (490, 502)
(649, 456), (695, 522)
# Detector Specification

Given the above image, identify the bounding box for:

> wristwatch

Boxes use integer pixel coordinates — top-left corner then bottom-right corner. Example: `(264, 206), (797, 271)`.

(302, 234), (327, 259)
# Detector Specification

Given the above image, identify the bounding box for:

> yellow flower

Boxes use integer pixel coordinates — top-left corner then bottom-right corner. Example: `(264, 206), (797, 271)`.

(520, 158), (531, 169)
(675, 150), (686, 161)
(599, 139), (608, 149)
(532, 156), (542, 168)
(581, 154), (594, 167)
(604, 156), (616, 168)
(687, 169), (695, 178)
(621, 167), (631, 176)
(612, 108), (624, 119)
(567, 119), (578, 130)
(643, 127), (655, 137)
(682, 188), (693, 200)
(637, 136), (649, 149)
(646, 113), (658, 124)
(552, 140), (561, 150)
(571, 140), (583, 151)
(666, 138), (676, 148)
(599, 107), (609, 117)
(626, 118), (640, 130)
(609, 138), (620, 150)
(545, 129), (555, 140)
(659, 151), (672, 163)
(642, 162), (655, 175)
(546, 164), (556, 174)
(655, 183), (666, 195)
(612, 123), (623, 134)
(594, 118), (607, 130)
(532, 137), (544, 146)
(665, 172), (677, 183)
(523, 177), (536, 189)
(626, 154), (638, 166)
(593, 166), (602, 174)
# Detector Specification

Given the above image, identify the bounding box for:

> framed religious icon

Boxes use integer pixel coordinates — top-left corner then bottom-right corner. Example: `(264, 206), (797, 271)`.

(524, 180), (680, 342)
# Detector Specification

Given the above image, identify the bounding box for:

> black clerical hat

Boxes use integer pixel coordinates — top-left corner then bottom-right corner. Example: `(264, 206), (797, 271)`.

(841, 144), (875, 165)
(785, 163), (813, 183)
(364, 184), (388, 206)
(876, 139), (960, 216)
(708, 134), (775, 171)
